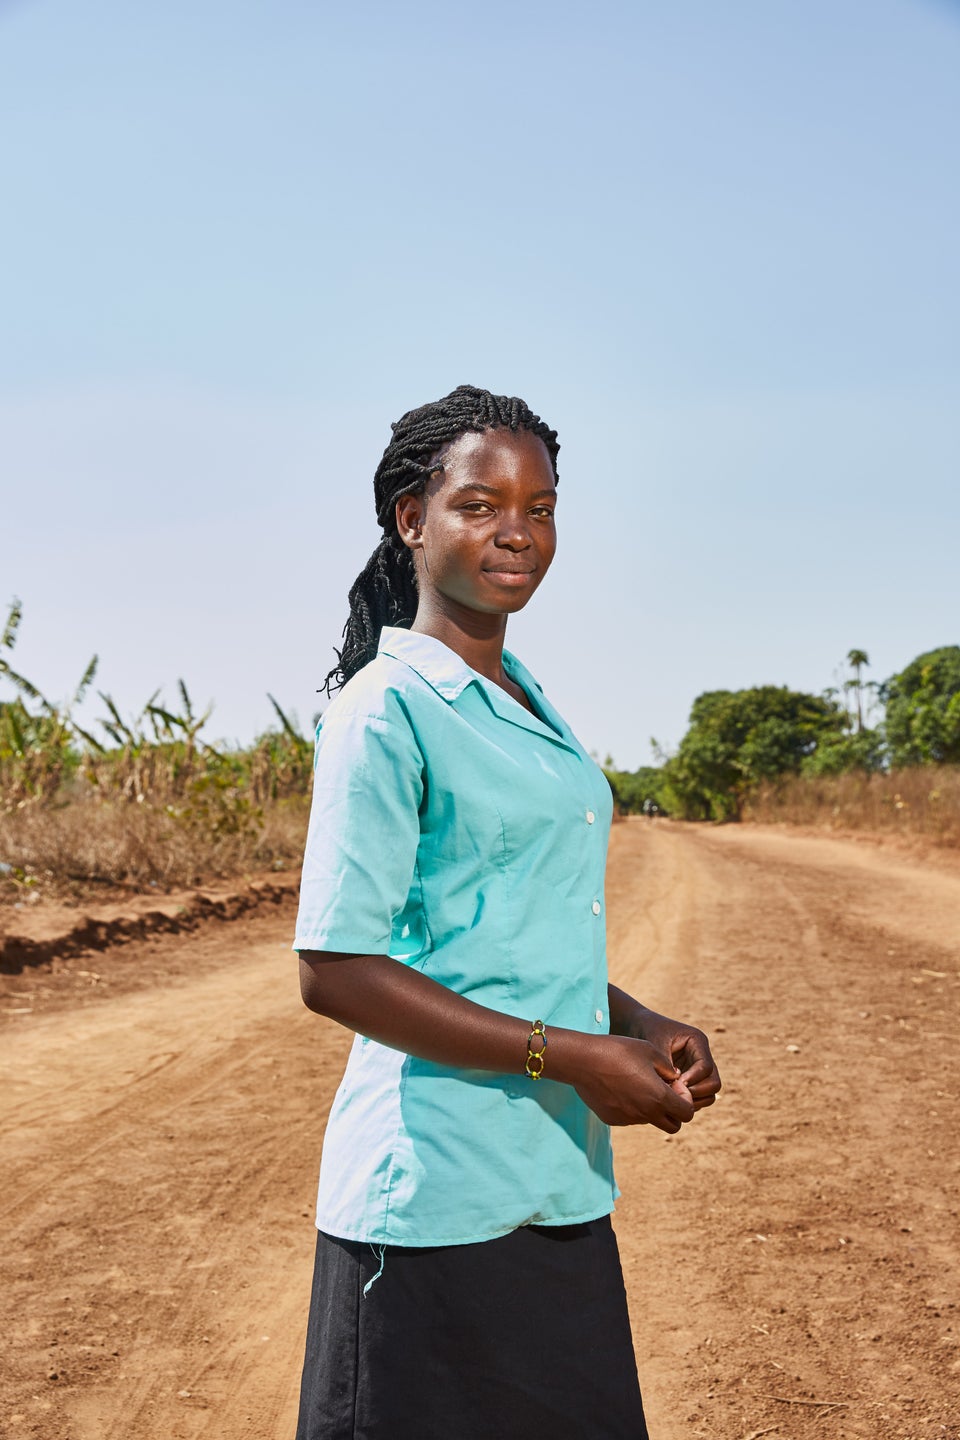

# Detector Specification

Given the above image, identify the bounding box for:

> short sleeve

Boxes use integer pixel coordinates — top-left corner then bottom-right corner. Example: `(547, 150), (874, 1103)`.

(293, 705), (424, 955)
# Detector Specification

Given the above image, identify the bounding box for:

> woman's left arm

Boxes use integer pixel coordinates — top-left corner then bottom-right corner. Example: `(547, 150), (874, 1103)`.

(608, 984), (722, 1112)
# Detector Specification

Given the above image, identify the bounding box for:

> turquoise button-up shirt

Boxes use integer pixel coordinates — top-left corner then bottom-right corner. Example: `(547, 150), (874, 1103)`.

(294, 626), (618, 1246)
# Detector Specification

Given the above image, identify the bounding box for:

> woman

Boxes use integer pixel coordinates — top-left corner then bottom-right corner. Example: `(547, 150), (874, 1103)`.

(294, 385), (721, 1440)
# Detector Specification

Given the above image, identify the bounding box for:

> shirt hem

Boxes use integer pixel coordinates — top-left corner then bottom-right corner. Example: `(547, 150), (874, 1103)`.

(293, 934), (390, 955)
(314, 1198), (618, 1249)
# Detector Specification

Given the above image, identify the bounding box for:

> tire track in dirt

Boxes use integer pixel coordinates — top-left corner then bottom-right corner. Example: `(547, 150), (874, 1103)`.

(2, 927), (349, 1440)
(609, 820), (960, 1440)
(2, 822), (959, 1440)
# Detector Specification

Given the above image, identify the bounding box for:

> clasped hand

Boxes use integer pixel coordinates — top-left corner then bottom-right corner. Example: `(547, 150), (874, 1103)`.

(573, 1013), (721, 1135)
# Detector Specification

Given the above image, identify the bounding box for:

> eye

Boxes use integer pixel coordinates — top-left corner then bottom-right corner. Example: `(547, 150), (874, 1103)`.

(461, 501), (493, 513)
(530, 505), (556, 520)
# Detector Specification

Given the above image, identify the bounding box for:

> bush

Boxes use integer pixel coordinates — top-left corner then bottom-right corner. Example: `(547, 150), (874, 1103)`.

(882, 646), (960, 767)
(660, 686), (847, 821)
(603, 764), (669, 815)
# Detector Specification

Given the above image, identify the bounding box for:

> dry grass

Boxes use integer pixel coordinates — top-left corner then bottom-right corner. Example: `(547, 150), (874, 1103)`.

(744, 765), (960, 847)
(0, 793), (310, 907)
(1, 608), (316, 907)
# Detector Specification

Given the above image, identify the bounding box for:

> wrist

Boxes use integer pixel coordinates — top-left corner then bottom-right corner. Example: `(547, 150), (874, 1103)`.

(537, 1025), (602, 1087)
(623, 1004), (656, 1041)
(608, 984), (655, 1040)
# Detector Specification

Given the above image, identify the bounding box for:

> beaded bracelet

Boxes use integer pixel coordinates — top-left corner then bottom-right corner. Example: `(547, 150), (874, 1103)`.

(525, 1019), (547, 1079)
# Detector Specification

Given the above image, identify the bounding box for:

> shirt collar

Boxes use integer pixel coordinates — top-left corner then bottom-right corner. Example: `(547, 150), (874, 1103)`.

(377, 626), (536, 704)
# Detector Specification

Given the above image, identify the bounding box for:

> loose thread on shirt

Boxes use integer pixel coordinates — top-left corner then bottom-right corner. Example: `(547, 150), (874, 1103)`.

(362, 1244), (386, 1297)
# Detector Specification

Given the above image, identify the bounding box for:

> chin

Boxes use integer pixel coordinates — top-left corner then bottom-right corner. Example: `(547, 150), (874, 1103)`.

(480, 590), (538, 616)
(477, 578), (543, 613)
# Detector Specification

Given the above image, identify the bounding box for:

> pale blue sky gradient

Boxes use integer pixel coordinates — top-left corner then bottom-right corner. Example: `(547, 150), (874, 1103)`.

(2, 0), (958, 765)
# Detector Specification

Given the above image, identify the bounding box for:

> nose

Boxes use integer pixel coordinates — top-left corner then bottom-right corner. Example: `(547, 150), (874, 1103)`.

(494, 511), (532, 550)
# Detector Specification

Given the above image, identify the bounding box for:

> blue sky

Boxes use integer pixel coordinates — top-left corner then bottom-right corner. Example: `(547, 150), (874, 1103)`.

(2, 0), (958, 765)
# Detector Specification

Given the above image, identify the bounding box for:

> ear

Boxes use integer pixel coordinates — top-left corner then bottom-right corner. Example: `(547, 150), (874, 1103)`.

(396, 492), (426, 550)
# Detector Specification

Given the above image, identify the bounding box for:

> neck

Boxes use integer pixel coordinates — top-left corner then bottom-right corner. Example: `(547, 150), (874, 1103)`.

(410, 598), (509, 684)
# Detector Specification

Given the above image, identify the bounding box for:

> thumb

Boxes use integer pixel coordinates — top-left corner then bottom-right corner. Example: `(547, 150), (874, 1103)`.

(649, 1044), (682, 1085)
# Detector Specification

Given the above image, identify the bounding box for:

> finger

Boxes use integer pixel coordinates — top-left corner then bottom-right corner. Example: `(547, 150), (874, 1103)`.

(679, 1057), (719, 1090)
(691, 1093), (716, 1110)
(650, 1112), (683, 1135)
(670, 1033), (706, 1065)
(650, 1046), (682, 1083)
(686, 1070), (722, 1098)
(661, 1083), (695, 1124)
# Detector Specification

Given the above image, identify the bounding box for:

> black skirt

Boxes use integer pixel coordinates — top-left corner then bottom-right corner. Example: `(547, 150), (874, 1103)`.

(295, 1214), (649, 1440)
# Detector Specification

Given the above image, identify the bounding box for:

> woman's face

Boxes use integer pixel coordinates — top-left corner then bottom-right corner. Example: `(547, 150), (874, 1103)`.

(396, 427), (557, 620)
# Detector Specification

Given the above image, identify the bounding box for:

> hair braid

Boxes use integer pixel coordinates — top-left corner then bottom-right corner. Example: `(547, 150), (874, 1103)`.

(324, 384), (559, 694)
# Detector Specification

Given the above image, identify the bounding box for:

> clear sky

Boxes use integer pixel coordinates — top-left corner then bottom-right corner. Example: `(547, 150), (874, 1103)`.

(2, 0), (958, 766)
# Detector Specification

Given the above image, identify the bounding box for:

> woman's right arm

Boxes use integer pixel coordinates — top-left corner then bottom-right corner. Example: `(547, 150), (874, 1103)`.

(300, 949), (696, 1135)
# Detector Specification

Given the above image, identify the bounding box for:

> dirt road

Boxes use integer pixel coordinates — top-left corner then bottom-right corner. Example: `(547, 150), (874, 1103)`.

(3, 821), (959, 1440)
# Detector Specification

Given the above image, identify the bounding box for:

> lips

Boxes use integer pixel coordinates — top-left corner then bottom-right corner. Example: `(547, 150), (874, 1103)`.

(484, 566), (535, 584)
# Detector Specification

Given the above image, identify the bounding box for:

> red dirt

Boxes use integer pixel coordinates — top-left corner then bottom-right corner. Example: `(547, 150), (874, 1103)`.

(2, 820), (958, 1439)
(0, 874), (299, 974)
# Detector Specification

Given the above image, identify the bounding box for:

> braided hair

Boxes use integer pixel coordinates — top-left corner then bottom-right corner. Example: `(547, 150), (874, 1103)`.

(324, 384), (560, 693)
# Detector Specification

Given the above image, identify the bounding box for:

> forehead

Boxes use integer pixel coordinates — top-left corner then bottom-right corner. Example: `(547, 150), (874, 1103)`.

(430, 427), (555, 492)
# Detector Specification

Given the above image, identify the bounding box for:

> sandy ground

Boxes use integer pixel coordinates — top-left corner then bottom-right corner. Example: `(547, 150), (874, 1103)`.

(2, 819), (958, 1440)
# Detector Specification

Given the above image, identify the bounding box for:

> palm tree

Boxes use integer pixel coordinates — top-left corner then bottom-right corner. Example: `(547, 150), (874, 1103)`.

(846, 649), (870, 733)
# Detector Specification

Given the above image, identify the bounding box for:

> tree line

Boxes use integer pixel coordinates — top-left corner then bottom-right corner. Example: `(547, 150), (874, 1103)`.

(605, 646), (960, 822)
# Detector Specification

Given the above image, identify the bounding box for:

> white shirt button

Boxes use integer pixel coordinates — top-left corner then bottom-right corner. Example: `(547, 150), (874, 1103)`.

(586, 810), (595, 824)
(595, 1009), (604, 1024)
(591, 900), (601, 915)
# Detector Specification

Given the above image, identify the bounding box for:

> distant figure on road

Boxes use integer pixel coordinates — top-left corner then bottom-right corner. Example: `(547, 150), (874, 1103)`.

(293, 384), (721, 1440)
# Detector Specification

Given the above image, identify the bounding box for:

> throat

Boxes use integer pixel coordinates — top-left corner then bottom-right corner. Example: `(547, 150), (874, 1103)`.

(409, 607), (509, 686)
(497, 673), (535, 714)
(407, 611), (535, 714)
